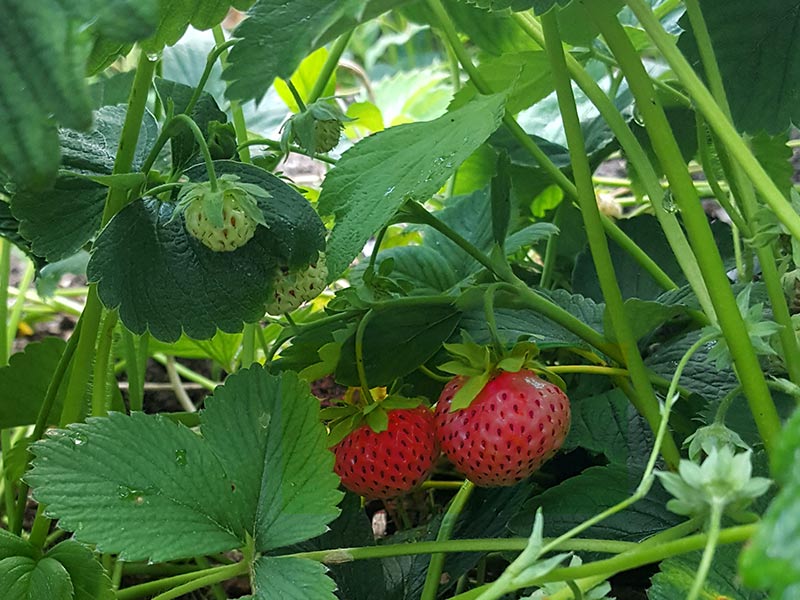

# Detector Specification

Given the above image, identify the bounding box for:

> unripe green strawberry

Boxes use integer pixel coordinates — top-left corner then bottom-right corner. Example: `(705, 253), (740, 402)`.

(175, 174), (269, 252)
(280, 100), (351, 155)
(266, 254), (328, 314)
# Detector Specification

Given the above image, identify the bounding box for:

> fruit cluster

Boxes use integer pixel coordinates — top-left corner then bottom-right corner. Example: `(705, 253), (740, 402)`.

(331, 369), (571, 499)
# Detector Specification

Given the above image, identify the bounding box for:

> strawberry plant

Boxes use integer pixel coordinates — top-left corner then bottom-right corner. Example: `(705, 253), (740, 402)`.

(0, 0), (798, 599)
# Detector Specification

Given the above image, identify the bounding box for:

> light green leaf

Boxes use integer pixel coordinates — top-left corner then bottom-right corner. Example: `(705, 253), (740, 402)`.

(318, 94), (507, 278)
(200, 367), (342, 551)
(345, 102), (385, 136)
(139, 0), (241, 53)
(28, 369), (342, 563)
(451, 51), (553, 114)
(740, 408), (800, 598)
(0, 338), (68, 429)
(88, 162), (325, 342)
(251, 556), (337, 600)
(275, 47), (336, 112)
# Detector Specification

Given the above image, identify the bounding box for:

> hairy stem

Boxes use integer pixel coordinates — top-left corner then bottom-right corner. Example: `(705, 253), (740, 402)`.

(541, 10), (679, 468)
(421, 480), (475, 600)
(308, 31), (353, 104)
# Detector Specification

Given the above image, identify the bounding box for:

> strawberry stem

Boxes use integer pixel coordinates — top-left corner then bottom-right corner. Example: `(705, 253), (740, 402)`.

(285, 80), (308, 112)
(483, 283), (505, 358)
(355, 309), (375, 404)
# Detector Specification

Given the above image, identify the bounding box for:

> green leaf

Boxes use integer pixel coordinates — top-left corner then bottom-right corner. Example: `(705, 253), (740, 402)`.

(275, 47), (337, 112)
(335, 304), (462, 387)
(139, 0), (239, 53)
(11, 176), (106, 262)
(318, 93), (507, 278)
(46, 540), (115, 600)
(251, 556), (337, 600)
(491, 153), (512, 248)
(739, 408), (800, 598)
(200, 367), (342, 551)
(678, 0), (800, 134)
(0, 1), (93, 188)
(607, 298), (690, 342)
(59, 105), (158, 175)
(750, 131), (794, 198)
(223, 0), (357, 102)
(563, 389), (652, 467)
(28, 369), (342, 563)
(510, 465), (683, 542)
(154, 78), (227, 170)
(649, 546), (765, 600)
(0, 556), (73, 600)
(88, 161), (325, 341)
(0, 338), (68, 429)
(0, 202), (45, 271)
(450, 51), (553, 115)
(0, 529), (36, 560)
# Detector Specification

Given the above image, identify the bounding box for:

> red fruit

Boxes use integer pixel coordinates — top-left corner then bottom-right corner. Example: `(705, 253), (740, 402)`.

(435, 370), (570, 487)
(333, 407), (439, 499)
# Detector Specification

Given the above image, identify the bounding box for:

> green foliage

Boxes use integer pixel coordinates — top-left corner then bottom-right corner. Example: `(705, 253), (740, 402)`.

(27, 369), (342, 562)
(740, 408), (800, 598)
(318, 94), (506, 278)
(678, 0), (800, 134)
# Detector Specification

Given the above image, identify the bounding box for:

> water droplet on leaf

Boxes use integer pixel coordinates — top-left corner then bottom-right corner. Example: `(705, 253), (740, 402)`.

(175, 449), (188, 466)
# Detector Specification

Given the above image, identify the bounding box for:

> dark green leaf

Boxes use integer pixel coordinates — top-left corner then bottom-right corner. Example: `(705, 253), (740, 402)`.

(511, 465), (683, 542)
(750, 131), (793, 198)
(335, 304), (461, 387)
(0, 338), (68, 429)
(678, 0), (800, 134)
(223, 0), (358, 102)
(0, 556), (73, 600)
(564, 389), (653, 467)
(0, 529), (35, 560)
(11, 176), (106, 262)
(139, 0), (239, 53)
(649, 546), (765, 600)
(154, 78), (228, 170)
(607, 298), (690, 342)
(88, 162), (325, 342)
(318, 94), (506, 278)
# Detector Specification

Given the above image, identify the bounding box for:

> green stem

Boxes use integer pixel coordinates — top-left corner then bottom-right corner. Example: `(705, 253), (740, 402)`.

(514, 11), (711, 318)
(183, 39), (237, 115)
(235, 138), (337, 164)
(541, 10), (679, 469)
(7, 260), (35, 351)
(484, 285), (505, 356)
(28, 503), (50, 549)
(594, 3), (782, 458)
(152, 353), (218, 390)
(102, 52), (158, 225)
(308, 31), (353, 104)
(286, 537), (635, 564)
(12, 318), (83, 534)
(421, 480), (475, 600)
(240, 324), (257, 368)
(426, 0), (676, 293)
(0, 240), (11, 364)
(285, 80), (308, 112)
(116, 562), (248, 600)
(212, 25), (252, 163)
(627, 0), (800, 243)
(122, 329), (147, 412)
(539, 201), (564, 289)
(683, 1), (800, 386)
(547, 365), (628, 377)
(687, 501), (723, 600)
(1, 430), (15, 530)
(59, 288), (104, 426)
(92, 311), (118, 417)
(355, 310), (375, 402)
(455, 524), (755, 600)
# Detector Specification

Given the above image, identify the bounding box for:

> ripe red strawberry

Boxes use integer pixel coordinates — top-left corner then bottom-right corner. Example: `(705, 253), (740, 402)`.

(333, 406), (439, 499)
(435, 370), (570, 487)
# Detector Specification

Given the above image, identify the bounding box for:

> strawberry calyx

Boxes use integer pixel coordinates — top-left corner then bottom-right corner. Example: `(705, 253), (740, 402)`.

(174, 173), (269, 229)
(321, 388), (426, 447)
(438, 332), (564, 412)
